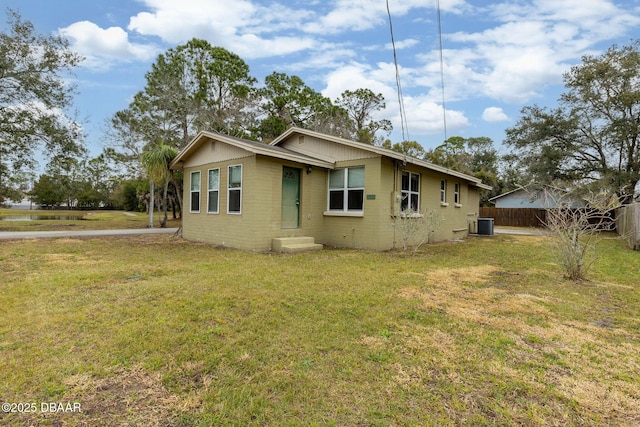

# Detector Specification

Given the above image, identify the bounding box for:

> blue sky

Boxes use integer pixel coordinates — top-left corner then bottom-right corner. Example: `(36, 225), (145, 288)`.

(3, 0), (640, 159)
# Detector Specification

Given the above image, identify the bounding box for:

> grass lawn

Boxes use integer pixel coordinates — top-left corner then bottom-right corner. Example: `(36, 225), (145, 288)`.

(0, 209), (180, 232)
(0, 233), (638, 426)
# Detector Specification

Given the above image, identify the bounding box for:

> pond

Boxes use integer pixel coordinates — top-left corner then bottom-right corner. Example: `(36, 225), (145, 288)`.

(0, 215), (85, 221)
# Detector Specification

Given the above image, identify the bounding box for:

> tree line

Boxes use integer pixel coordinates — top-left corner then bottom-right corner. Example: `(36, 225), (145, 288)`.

(1, 9), (638, 218)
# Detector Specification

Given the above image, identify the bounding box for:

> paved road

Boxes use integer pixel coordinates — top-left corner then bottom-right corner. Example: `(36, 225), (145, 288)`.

(0, 228), (179, 240)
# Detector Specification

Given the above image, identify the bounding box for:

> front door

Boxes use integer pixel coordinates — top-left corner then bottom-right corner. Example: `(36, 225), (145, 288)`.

(281, 166), (300, 229)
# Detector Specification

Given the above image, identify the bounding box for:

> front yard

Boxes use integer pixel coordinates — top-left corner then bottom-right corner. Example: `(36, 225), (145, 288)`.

(0, 233), (638, 425)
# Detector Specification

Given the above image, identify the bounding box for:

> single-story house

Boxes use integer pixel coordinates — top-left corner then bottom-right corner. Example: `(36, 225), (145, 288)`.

(489, 186), (584, 209)
(170, 127), (492, 252)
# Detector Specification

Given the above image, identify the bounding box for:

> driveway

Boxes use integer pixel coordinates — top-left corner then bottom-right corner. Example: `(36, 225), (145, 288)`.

(0, 228), (179, 240)
(494, 226), (554, 236)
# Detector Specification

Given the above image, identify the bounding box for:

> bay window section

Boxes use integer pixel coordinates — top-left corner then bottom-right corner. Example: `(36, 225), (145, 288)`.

(328, 167), (364, 213)
(228, 165), (242, 214)
(190, 171), (201, 213)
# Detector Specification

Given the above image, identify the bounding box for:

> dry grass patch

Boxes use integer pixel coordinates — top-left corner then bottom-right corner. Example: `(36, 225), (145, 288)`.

(2, 365), (187, 426)
(397, 263), (640, 425)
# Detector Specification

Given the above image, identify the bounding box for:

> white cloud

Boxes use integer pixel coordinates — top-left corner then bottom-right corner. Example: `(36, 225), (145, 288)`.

(58, 21), (158, 70)
(128, 0), (258, 43)
(403, 96), (469, 139)
(127, 0), (316, 59)
(322, 63), (393, 101)
(384, 38), (420, 50)
(430, 0), (640, 104)
(305, 1), (387, 34)
(482, 107), (509, 122)
(304, 0), (468, 35)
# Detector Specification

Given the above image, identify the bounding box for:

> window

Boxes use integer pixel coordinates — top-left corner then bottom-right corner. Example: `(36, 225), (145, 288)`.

(328, 167), (364, 212)
(190, 171), (201, 212)
(401, 171), (420, 212)
(207, 168), (219, 213)
(454, 182), (461, 205)
(228, 165), (242, 214)
(440, 179), (447, 204)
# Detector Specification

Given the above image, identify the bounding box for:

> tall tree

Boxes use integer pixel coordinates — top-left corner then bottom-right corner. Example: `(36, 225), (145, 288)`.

(425, 137), (498, 176)
(0, 9), (84, 202)
(257, 72), (341, 141)
(29, 174), (65, 208)
(175, 39), (257, 137)
(505, 41), (640, 203)
(127, 38), (257, 149)
(382, 140), (426, 158)
(424, 136), (500, 203)
(108, 40), (257, 218)
(335, 88), (392, 144)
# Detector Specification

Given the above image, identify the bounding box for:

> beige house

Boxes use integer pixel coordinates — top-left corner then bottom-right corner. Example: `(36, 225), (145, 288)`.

(170, 127), (491, 252)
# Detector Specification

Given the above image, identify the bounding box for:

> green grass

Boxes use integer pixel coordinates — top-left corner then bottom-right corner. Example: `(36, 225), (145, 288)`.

(0, 234), (638, 426)
(0, 209), (177, 231)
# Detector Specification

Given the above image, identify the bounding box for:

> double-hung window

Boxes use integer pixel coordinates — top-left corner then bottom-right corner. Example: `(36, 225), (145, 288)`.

(440, 179), (447, 204)
(454, 182), (461, 205)
(401, 171), (420, 212)
(228, 165), (242, 214)
(328, 167), (364, 212)
(207, 168), (219, 213)
(190, 171), (201, 213)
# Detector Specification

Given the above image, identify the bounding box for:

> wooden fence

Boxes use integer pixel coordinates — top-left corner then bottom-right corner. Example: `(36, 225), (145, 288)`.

(616, 203), (640, 250)
(479, 208), (547, 227)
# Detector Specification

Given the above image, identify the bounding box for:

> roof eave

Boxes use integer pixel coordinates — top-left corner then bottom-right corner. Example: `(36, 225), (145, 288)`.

(271, 127), (487, 185)
(169, 130), (334, 170)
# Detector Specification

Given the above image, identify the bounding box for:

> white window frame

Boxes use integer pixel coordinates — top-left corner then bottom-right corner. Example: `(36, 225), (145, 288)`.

(327, 167), (365, 213)
(454, 182), (461, 207)
(401, 171), (420, 213)
(440, 179), (448, 206)
(207, 168), (219, 214)
(190, 171), (201, 213)
(227, 164), (242, 214)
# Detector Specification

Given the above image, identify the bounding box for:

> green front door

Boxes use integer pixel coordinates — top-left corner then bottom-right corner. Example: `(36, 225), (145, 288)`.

(281, 166), (300, 229)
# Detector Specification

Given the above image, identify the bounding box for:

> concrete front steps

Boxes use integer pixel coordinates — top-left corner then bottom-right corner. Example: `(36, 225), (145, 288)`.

(272, 236), (323, 253)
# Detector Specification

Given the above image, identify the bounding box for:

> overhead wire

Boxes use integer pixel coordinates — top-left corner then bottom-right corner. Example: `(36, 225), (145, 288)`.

(386, 0), (409, 142)
(436, 0), (448, 141)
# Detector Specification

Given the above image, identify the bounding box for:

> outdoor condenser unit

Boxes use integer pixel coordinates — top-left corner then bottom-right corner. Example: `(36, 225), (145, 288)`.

(477, 218), (494, 236)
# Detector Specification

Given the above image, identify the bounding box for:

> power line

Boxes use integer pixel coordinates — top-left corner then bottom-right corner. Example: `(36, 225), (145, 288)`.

(386, 0), (409, 141)
(436, 0), (447, 142)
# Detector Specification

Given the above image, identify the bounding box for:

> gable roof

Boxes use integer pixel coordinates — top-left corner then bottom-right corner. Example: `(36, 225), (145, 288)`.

(270, 127), (492, 190)
(488, 186), (527, 202)
(170, 130), (334, 170)
(170, 128), (492, 190)
(488, 185), (586, 208)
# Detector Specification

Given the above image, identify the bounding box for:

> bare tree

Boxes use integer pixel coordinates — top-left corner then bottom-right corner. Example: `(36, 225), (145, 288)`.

(543, 188), (620, 281)
(392, 209), (442, 253)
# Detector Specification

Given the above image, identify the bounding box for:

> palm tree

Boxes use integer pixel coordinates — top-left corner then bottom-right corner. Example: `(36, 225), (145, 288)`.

(141, 142), (179, 228)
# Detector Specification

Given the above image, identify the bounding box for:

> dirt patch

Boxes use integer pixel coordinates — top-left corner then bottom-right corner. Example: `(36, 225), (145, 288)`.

(6, 365), (185, 426)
